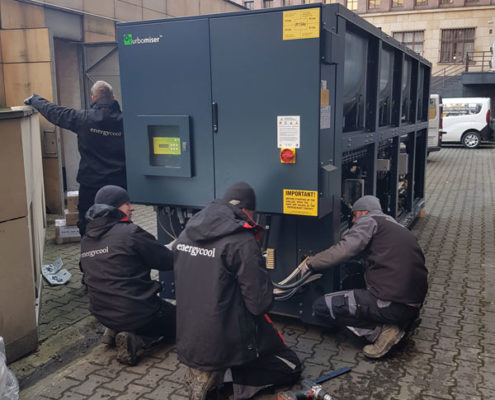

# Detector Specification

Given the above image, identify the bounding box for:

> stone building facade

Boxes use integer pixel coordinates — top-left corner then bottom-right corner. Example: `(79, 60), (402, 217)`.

(232, 0), (495, 75)
(0, 0), (242, 212)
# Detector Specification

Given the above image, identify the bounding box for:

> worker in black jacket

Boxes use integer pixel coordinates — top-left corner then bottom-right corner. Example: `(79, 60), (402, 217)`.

(80, 185), (175, 366)
(25, 81), (126, 235)
(174, 182), (301, 400)
(303, 195), (428, 359)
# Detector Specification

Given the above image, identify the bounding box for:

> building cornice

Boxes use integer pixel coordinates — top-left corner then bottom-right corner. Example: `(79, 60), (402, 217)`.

(362, 4), (495, 17)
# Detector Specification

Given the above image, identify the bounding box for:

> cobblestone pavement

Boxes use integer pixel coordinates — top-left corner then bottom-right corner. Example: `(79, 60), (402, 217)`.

(18, 146), (495, 399)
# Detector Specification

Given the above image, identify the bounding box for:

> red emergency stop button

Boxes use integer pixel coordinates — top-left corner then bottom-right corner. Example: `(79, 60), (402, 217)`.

(280, 148), (296, 164)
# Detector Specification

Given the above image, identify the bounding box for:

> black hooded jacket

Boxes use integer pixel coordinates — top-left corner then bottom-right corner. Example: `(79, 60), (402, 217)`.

(81, 204), (173, 331)
(30, 94), (126, 188)
(173, 200), (275, 371)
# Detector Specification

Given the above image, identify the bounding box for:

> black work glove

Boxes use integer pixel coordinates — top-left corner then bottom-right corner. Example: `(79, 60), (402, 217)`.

(24, 95), (34, 105)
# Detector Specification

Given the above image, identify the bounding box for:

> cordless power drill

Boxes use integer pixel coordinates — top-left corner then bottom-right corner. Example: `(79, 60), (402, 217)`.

(277, 379), (332, 400)
(277, 366), (351, 400)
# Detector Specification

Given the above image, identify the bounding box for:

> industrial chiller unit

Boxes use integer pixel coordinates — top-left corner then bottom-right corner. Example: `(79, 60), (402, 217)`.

(117, 4), (431, 324)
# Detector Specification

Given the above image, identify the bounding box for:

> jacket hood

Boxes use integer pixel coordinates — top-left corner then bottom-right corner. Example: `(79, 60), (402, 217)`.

(184, 199), (252, 242)
(85, 204), (126, 239)
(91, 98), (121, 112)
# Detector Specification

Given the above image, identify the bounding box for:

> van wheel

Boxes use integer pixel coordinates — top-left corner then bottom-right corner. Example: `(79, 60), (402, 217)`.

(462, 131), (481, 148)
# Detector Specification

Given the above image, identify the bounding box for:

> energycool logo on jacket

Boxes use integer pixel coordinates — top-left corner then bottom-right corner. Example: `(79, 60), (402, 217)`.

(176, 244), (216, 258)
(123, 33), (162, 46)
(81, 246), (109, 258)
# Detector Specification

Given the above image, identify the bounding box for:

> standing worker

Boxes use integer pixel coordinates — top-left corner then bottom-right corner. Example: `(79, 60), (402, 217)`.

(304, 195), (428, 359)
(24, 81), (126, 235)
(174, 182), (301, 400)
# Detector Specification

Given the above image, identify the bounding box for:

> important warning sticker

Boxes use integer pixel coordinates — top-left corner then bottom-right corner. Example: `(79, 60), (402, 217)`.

(283, 189), (318, 216)
(283, 8), (320, 41)
(153, 137), (181, 155)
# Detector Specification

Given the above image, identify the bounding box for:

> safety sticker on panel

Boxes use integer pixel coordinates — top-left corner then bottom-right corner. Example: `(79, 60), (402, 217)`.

(153, 137), (181, 155)
(278, 116), (300, 148)
(283, 8), (320, 41)
(283, 189), (318, 216)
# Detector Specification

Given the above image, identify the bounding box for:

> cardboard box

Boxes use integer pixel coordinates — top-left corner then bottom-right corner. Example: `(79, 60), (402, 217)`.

(64, 209), (78, 226)
(66, 190), (79, 212)
(55, 218), (80, 244)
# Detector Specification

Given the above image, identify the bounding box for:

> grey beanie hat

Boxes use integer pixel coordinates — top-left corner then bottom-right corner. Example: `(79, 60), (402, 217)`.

(223, 182), (256, 210)
(94, 185), (130, 208)
(352, 195), (382, 212)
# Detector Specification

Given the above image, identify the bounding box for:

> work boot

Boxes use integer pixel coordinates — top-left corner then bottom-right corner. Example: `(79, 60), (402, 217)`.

(362, 324), (405, 359)
(115, 331), (142, 366)
(101, 328), (116, 347)
(185, 367), (223, 400)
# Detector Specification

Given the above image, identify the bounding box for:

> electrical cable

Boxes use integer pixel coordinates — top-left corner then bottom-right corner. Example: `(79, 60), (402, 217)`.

(272, 270), (312, 290)
(157, 208), (177, 240)
(273, 274), (323, 296)
(274, 287), (300, 301)
(168, 208), (178, 238)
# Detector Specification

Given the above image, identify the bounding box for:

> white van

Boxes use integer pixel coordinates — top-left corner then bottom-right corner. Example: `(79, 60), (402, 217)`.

(428, 94), (443, 154)
(441, 97), (493, 148)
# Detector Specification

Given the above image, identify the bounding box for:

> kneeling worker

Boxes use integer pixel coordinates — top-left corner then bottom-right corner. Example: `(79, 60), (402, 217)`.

(304, 195), (428, 359)
(80, 185), (175, 365)
(174, 182), (301, 400)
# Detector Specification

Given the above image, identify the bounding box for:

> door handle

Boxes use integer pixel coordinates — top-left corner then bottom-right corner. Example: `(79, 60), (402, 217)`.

(212, 102), (218, 133)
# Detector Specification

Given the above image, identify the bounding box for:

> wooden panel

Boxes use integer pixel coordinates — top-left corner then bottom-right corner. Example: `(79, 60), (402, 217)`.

(143, 8), (167, 20)
(0, 64), (5, 108)
(167, 0), (199, 17)
(23, 113), (46, 301)
(3, 62), (53, 107)
(1, 28), (51, 63)
(0, 118), (28, 222)
(42, 157), (63, 214)
(83, 0), (115, 18)
(45, 0), (83, 10)
(143, 0), (167, 13)
(84, 15), (116, 43)
(115, 0), (142, 21)
(0, 0), (45, 29)
(0, 217), (38, 361)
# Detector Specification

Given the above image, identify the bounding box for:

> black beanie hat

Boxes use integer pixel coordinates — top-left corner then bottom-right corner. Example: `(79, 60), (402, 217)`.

(94, 185), (130, 208)
(223, 182), (256, 211)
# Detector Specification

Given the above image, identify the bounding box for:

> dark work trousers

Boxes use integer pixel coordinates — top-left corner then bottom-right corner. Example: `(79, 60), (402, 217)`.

(77, 184), (101, 236)
(313, 289), (420, 333)
(230, 346), (301, 400)
(135, 298), (177, 342)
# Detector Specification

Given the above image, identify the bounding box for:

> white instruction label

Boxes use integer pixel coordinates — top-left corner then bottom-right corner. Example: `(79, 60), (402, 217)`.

(277, 116), (300, 148)
(320, 105), (331, 130)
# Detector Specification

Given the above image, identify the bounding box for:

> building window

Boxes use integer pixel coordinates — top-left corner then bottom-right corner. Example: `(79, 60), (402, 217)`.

(393, 31), (424, 55)
(440, 28), (475, 63)
(263, 0), (274, 7)
(347, 0), (358, 10)
(244, 1), (254, 9)
(368, 0), (380, 9)
(415, 0), (428, 6)
(392, 0), (403, 7)
(440, 0), (453, 4)
(283, 0), (292, 5)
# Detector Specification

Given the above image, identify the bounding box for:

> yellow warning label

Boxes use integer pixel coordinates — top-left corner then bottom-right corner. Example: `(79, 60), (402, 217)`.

(283, 8), (320, 41)
(153, 137), (181, 155)
(283, 189), (318, 216)
(320, 89), (329, 106)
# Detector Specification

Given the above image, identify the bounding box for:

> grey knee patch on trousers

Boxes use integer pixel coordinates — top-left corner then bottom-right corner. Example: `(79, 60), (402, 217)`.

(324, 290), (357, 320)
